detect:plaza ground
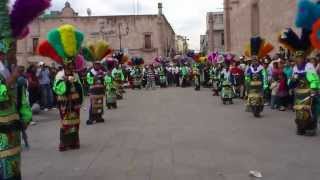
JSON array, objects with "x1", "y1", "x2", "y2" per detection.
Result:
[{"x1": 22, "y1": 88, "x2": 320, "y2": 180}]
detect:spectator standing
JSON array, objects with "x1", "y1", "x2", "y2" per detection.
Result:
[
  {"x1": 36, "y1": 62, "x2": 52, "y2": 111},
  {"x1": 174, "y1": 64, "x2": 180, "y2": 87},
  {"x1": 146, "y1": 66, "x2": 156, "y2": 90},
  {"x1": 26, "y1": 64, "x2": 40, "y2": 106}
]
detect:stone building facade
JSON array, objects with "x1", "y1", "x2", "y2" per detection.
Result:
[
  {"x1": 206, "y1": 12, "x2": 224, "y2": 54},
  {"x1": 175, "y1": 35, "x2": 188, "y2": 55},
  {"x1": 17, "y1": 2, "x2": 176, "y2": 65},
  {"x1": 200, "y1": 35, "x2": 208, "y2": 54},
  {"x1": 224, "y1": 0, "x2": 296, "y2": 55}
]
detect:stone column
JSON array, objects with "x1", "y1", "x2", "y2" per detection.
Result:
[{"x1": 224, "y1": 0, "x2": 231, "y2": 52}]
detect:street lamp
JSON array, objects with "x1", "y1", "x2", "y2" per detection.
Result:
[{"x1": 183, "y1": 36, "x2": 189, "y2": 55}]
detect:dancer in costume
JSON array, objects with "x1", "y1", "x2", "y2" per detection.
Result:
[
  {"x1": 209, "y1": 63, "x2": 220, "y2": 96},
  {"x1": 192, "y1": 64, "x2": 201, "y2": 91},
  {"x1": 158, "y1": 65, "x2": 167, "y2": 88},
  {"x1": 220, "y1": 62, "x2": 233, "y2": 104},
  {"x1": 112, "y1": 63, "x2": 125, "y2": 99},
  {"x1": 0, "y1": 0, "x2": 50, "y2": 178},
  {"x1": 131, "y1": 65, "x2": 143, "y2": 89},
  {"x1": 82, "y1": 40, "x2": 112, "y2": 125},
  {"x1": 279, "y1": 1, "x2": 320, "y2": 135},
  {"x1": 290, "y1": 51, "x2": 320, "y2": 136},
  {"x1": 244, "y1": 36, "x2": 274, "y2": 117},
  {"x1": 104, "y1": 58, "x2": 118, "y2": 109},
  {"x1": 38, "y1": 24, "x2": 84, "y2": 151},
  {"x1": 131, "y1": 57, "x2": 144, "y2": 89},
  {"x1": 180, "y1": 63, "x2": 189, "y2": 88}
]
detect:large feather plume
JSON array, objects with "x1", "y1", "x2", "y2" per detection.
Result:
[
  {"x1": 131, "y1": 57, "x2": 144, "y2": 66},
  {"x1": 295, "y1": 0, "x2": 320, "y2": 30},
  {"x1": 46, "y1": 24, "x2": 84, "y2": 61},
  {"x1": 244, "y1": 36, "x2": 273, "y2": 58},
  {"x1": 310, "y1": 19, "x2": 320, "y2": 49},
  {"x1": 250, "y1": 36, "x2": 263, "y2": 56},
  {"x1": 82, "y1": 47, "x2": 94, "y2": 62},
  {"x1": 37, "y1": 40, "x2": 63, "y2": 64},
  {"x1": 47, "y1": 29, "x2": 66, "y2": 58},
  {"x1": 10, "y1": 0, "x2": 51, "y2": 38},
  {"x1": 82, "y1": 40, "x2": 111, "y2": 62},
  {"x1": 278, "y1": 28, "x2": 312, "y2": 54},
  {"x1": 58, "y1": 24, "x2": 77, "y2": 58}
]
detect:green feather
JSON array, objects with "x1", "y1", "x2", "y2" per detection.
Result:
[
  {"x1": 82, "y1": 47, "x2": 94, "y2": 62},
  {"x1": 47, "y1": 28, "x2": 67, "y2": 59},
  {"x1": 75, "y1": 31, "x2": 84, "y2": 53},
  {"x1": 0, "y1": 0, "x2": 13, "y2": 53}
]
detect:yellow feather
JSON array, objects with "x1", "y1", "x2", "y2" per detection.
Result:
[
  {"x1": 94, "y1": 40, "x2": 109, "y2": 60},
  {"x1": 58, "y1": 24, "x2": 77, "y2": 57},
  {"x1": 85, "y1": 40, "x2": 110, "y2": 61}
]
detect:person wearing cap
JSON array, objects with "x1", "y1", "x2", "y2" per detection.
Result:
[{"x1": 290, "y1": 51, "x2": 320, "y2": 136}]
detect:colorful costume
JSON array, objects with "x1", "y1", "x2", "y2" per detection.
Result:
[
  {"x1": 180, "y1": 65, "x2": 189, "y2": 87},
  {"x1": 104, "y1": 58, "x2": 118, "y2": 109},
  {"x1": 104, "y1": 72, "x2": 117, "y2": 109},
  {"x1": 112, "y1": 67, "x2": 125, "y2": 99},
  {"x1": 131, "y1": 66, "x2": 142, "y2": 89},
  {"x1": 0, "y1": 0, "x2": 50, "y2": 178},
  {"x1": 209, "y1": 65, "x2": 221, "y2": 96},
  {"x1": 192, "y1": 65, "x2": 201, "y2": 91},
  {"x1": 38, "y1": 24, "x2": 85, "y2": 151},
  {"x1": 290, "y1": 53, "x2": 320, "y2": 136},
  {"x1": 159, "y1": 66, "x2": 167, "y2": 88},
  {"x1": 220, "y1": 67, "x2": 233, "y2": 104},
  {"x1": 244, "y1": 36, "x2": 274, "y2": 117},
  {"x1": 86, "y1": 68, "x2": 105, "y2": 124},
  {"x1": 82, "y1": 40, "x2": 112, "y2": 124},
  {"x1": 131, "y1": 57, "x2": 144, "y2": 89}
]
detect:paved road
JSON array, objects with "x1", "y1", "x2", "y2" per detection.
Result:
[{"x1": 22, "y1": 87, "x2": 320, "y2": 180}]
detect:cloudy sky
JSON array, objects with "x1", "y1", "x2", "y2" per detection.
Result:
[{"x1": 51, "y1": 0, "x2": 223, "y2": 50}]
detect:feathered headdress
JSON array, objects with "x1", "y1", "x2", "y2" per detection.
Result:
[
  {"x1": 278, "y1": 28, "x2": 312, "y2": 54},
  {"x1": 102, "y1": 57, "x2": 117, "y2": 71},
  {"x1": 281, "y1": 0, "x2": 320, "y2": 55},
  {"x1": 244, "y1": 36, "x2": 274, "y2": 59},
  {"x1": 113, "y1": 52, "x2": 128, "y2": 64},
  {"x1": 207, "y1": 52, "x2": 218, "y2": 64},
  {"x1": 131, "y1": 57, "x2": 144, "y2": 66},
  {"x1": 82, "y1": 40, "x2": 112, "y2": 62},
  {"x1": 0, "y1": 0, "x2": 51, "y2": 53},
  {"x1": 37, "y1": 24, "x2": 84, "y2": 64}
]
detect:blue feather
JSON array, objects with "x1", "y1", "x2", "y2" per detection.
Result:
[{"x1": 295, "y1": 0, "x2": 320, "y2": 30}]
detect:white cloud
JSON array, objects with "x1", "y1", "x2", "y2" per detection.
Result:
[{"x1": 50, "y1": 0, "x2": 223, "y2": 50}]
